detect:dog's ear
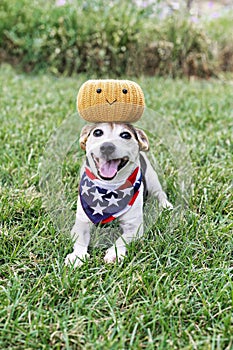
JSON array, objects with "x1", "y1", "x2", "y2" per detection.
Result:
[
  {"x1": 79, "y1": 124, "x2": 94, "y2": 150},
  {"x1": 133, "y1": 127, "x2": 150, "y2": 152}
]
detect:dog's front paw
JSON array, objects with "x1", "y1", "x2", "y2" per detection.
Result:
[
  {"x1": 159, "y1": 199, "x2": 173, "y2": 210},
  {"x1": 65, "y1": 251, "x2": 89, "y2": 268},
  {"x1": 104, "y1": 246, "x2": 126, "y2": 264}
]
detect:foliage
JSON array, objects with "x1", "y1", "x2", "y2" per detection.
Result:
[
  {"x1": 0, "y1": 65, "x2": 233, "y2": 348},
  {"x1": 142, "y1": 16, "x2": 215, "y2": 77},
  {"x1": 0, "y1": 0, "x2": 148, "y2": 76},
  {"x1": 205, "y1": 12, "x2": 233, "y2": 72},
  {"x1": 1, "y1": 0, "x2": 231, "y2": 77}
]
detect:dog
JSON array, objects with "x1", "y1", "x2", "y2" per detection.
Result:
[{"x1": 65, "y1": 122, "x2": 173, "y2": 267}]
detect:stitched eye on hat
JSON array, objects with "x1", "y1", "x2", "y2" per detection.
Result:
[
  {"x1": 96, "y1": 88, "x2": 102, "y2": 94},
  {"x1": 120, "y1": 131, "x2": 132, "y2": 139},
  {"x1": 93, "y1": 129, "x2": 104, "y2": 137},
  {"x1": 122, "y1": 89, "x2": 128, "y2": 94}
]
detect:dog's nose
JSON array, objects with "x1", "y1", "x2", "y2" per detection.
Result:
[{"x1": 100, "y1": 142, "x2": 116, "y2": 155}]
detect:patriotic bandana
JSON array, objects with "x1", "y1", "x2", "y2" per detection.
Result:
[{"x1": 79, "y1": 166, "x2": 142, "y2": 224}]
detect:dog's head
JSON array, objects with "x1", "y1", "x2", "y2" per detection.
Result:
[{"x1": 80, "y1": 123, "x2": 149, "y2": 183}]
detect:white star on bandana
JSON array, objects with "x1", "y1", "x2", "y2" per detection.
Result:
[
  {"x1": 92, "y1": 202, "x2": 104, "y2": 215},
  {"x1": 91, "y1": 188, "x2": 104, "y2": 203},
  {"x1": 81, "y1": 181, "x2": 89, "y2": 195},
  {"x1": 106, "y1": 194, "x2": 120, "y2": 207},
  {"x1": 120, "y1": 187, "x2": 132, "y2": 197}
]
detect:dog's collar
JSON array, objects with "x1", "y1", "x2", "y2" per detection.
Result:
[{"x1": 79, "y1": 167, "x2": 142, "y2": 224}]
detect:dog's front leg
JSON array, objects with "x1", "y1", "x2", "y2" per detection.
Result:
[
  {"x1": 141, "y1": 153, "x2": 173, "y2": 209},
  {"x1": 104, "y1": 193, "x2": 144, "y2": 263},
  {"x1": 65, "y1": 197, "x2": 92, "y2": 267}
]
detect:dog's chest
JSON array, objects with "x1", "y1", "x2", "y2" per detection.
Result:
[{"x1": 79, "y1": 167, "x2": 142, "y2": 224}]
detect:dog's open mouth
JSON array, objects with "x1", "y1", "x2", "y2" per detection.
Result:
[{"x1": 92, "y1": 154, "x2": 129, "y2": 180}]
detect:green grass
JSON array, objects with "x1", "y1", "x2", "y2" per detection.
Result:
[{"x1": 0, "y1": 64, "x2": 233, "y2": 349}]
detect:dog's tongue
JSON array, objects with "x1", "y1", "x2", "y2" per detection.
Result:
[{"x1": 100, "y1": 159, "x2": 121, "y2": 178}]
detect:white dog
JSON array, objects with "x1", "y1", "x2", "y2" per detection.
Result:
[{"x1": 65, "y1": 123, "x2": 172, "y2": 267}]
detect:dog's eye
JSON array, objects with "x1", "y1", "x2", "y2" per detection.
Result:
[
  {"x1": 122, "y1": 89, "x2": 128, "y2": 94},
  {"x1": 120, "y1": 132, "x2": 132, "y2": 139},
  {"x1": 93, "y1": 129, "x2": 103, "y2": 137},
  {"x1": 96, "y1": 88, "x2": 102, "y2": 94}
]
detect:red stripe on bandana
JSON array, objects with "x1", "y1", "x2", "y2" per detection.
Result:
[
  {"x1": 127, "y1": 167, "x2": 139, "y2": 185},
  {"x1": 128, "y1": 190, "x2": 140, "y2": 206},
  {"x1": 101, "y1": 216, "x2": 115, "y2": 224},
  {"x1": 118, "y1": 167, "x2": 139, "y2": 190},
  {"x1": 85, "y1": 167, "x2": 97, "y2": 180}
]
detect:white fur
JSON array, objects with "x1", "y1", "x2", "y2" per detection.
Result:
[{"x1": 65, "y1": 123, "x2": 172, "y2": 267}]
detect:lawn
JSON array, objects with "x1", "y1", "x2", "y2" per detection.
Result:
[{"x1": 0, "y1": 64, "x2": 232, "y2": 349}]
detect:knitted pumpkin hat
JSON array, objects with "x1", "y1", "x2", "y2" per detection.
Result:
[{"x1": 77, "y1": 79, "x2": 145, "y2": 123}]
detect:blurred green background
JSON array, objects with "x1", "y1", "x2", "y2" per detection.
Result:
[
  {"x1": 1, "y1": 2, "x2": 233, "y2": 349},
  {"x1": 1, "y1": 0, "x2": 232, "y2": 78}
]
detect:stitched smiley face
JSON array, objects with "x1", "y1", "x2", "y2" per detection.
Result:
[{"x1": 77, "y1": 79, "x2": 145, "y2": 123}]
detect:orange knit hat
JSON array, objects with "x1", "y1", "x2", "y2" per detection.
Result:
[{"x1": 77, "y1": 79, "x2": 145, "y2": 123}]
